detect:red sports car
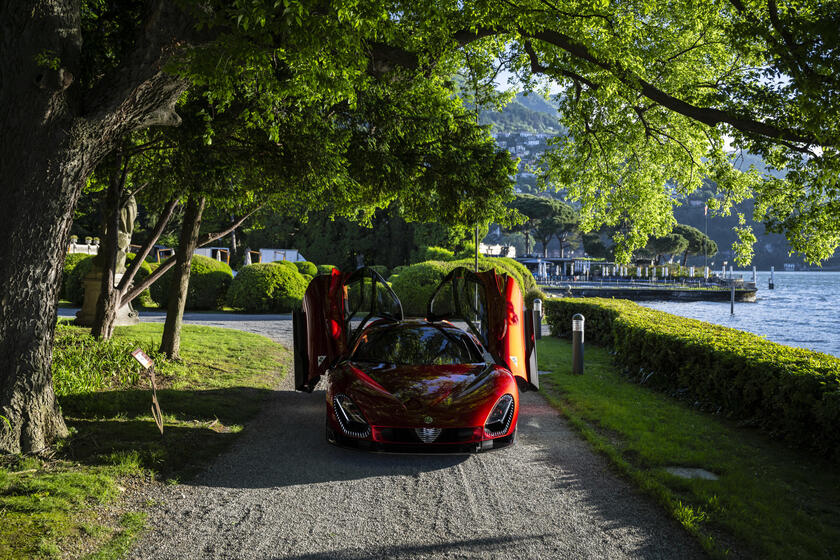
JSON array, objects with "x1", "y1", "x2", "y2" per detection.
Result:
[{"x1": 293, "y1": 266, "x2": 539, "y2": 452}]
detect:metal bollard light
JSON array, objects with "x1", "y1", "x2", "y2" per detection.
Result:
[
  {"x1": 572, "y1": 313, "x2": 585, "y2": 375},
  {"x1": 533, "y1": 299, "x2": 543, "y2": 340}
]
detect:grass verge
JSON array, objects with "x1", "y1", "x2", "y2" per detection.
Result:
[
  {"x1": 537, "y1": 336, "x2": 840, "y2": 559},
  {"x1": 0, "y1": 323, "x2": 288, "y2": 560}
]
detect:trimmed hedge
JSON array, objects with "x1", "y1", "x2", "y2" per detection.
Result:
[
  {"x1": 388, "y1": 258, "x2": 539, "y2": 318},
  {"x1": 544, "y1": 298, "x2": 840, "y2": 459},
  {"x1": 293, "y1": 261, "x2": 318, "y2": 276},
  {"x1": 316, "y1": 264, "x2": 337, "y2": 275},
  {"x1": 150, "y1": 254, "x2": 233, "y2": 310},
  {"x1": 225, "y1": 262, "x2": 307, "y2": 313},
  {"x1": 417, "y1": 246, "x2": 454, "y2": 261},
  {"x1": 388, "y1": 261, "x2": 448, "y2": 317}
]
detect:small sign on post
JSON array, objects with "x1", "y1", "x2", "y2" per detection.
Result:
[{"x1": 131, "y1": 348, "x2": 163, "y2": 435}]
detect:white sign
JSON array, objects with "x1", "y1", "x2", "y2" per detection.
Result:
[{"x1": 131, "y1": 348, "x2": 154, "y2": 369}]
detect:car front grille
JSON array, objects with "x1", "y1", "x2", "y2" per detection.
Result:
[{"x1": 375, "y1": 427, "x2": 480, "y2": 444}]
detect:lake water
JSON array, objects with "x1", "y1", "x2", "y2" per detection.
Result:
[{"x1": 639, "y1": 271, "x2": 840, "y2": 357}]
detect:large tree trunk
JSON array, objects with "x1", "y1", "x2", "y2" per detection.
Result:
[
  {"x1": 0, "y1": 140, "x2": 88, "y2": 453},
  {"x1": 0, "y1": 2, "x2": 191, "y2": 454},
  {"x1": 160, "y1": 196, "x2": 206, "y2": 360}
]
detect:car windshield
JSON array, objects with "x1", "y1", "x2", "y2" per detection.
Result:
[{"x1": 352, "y1": 323, "x2": 483, "y2": 366}]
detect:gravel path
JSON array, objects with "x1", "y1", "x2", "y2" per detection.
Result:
[{"x1": 60, "y1": 310, "x2": 704, "y2": 559}]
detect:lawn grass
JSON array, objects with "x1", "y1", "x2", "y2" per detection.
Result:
[
  {"x1": 0, "y1": 323, "x2": 288, "y2": 560},
  {"x1": 538, "y1": 336, "x2": 840, "y2": 559}
]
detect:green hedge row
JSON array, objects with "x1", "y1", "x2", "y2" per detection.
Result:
[
  {"x1": 544, "y1": 298, "x2": 840, "y2": 459},
  {"x1": 388, "y1": 257, "x2": 538, "y2": 317}
]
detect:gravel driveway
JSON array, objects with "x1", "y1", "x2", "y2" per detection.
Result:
[{"x1": 64, "y1": 310, "x2": 704, "y2": 559}]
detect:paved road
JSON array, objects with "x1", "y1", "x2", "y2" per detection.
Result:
[{"x1": 61, "y1": 310, "x2": 704, "y2": 559}]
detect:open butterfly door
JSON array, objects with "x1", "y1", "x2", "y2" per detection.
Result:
[
  {"x1": 427, "y1": 266, "x2": 538, "y2": 390},
  {"x1": 294, "y1": 267, "x2": 402, "y2": 392}
]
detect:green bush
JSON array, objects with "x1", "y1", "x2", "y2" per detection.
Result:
[
  {"x1": 226, "y1": 263, "x2": 308, "y2": 313},
  {"x1": 293, "y1": 261, "x2": 318, "y2": 276},
  {"x1": 389, "y1": 265, "x2": 406, "y2": 277},
  {"x1": 125, "y1": 254, "x2": 155, "y2": 307},
  {"x1": 416, "y1": 246, "x2": 454, "y2": 262},
  {"x1": 524, "y1": 287, "x2": 548, "y2": 311},
  {"x1": 544, "y1": 298, "x2": 840, "y2": 460},
  {"x1": 316, "y1": 264, "x2": 338, "y2": 275},
  {"x1": 149, "y1": 254, "x2": 233, "y2": 310},
  {"x1": 388, "y1": 261, "x2": 450, "y2": 317},
  {"x1": 62, "y1": 253, "x2": 154, "y2": 307},
  {"x1": 63, "y1": 254, "x2": 94, "y2": 304}
]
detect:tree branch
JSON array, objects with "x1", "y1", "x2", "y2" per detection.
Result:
[
  {"x1": 121, "y1": 204, "x2": 263, "y2": 305},
  {"x1": 117, "y1": 197, "x2": 179, "y2": 299},
  {"x1": 526, "y1": 28, "x2": 820, "y2": 146},
  {"x1": 524, "y1": 41, "x2": 599, "y2": 91}
]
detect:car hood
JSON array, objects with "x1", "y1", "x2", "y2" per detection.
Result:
[{"x1": 348, "y1": 361, "x2": 498, "y2": 411}]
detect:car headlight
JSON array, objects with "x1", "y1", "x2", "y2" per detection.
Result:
[
  {"x1": 484, "y1": 394, "x2": 514, "y2": 437},
  {"x1": 333, "y1": 394, "x2": 371, "y2": 438}
]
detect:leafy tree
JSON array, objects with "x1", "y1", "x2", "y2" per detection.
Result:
[
  {"x1": 646, "y1": 234, "x2": 690, "y2": 265},
  {"x1": 506, "y1": 194, "x2": 558, "y2": 255},
  {"x1": 450, "y1": 2, "x2": 840, "y2": 264},
  {"x1": 532, "y1": 201, "x2": 579, "y2": 258},
  {"x1": 673, "y1": 224, "x2": 718, "y2": 266}
]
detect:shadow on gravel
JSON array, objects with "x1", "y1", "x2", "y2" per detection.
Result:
[
  {"x1": 188, "y1": 387, "x2": 469, "y2": 489},
  {"x1": 59, "y1": 387, "x2": 274, "y2": 479},
  {"x1": 269, "y1": 535, "x2": 546, "y2": 559}
]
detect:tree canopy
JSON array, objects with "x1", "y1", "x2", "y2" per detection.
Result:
[{"x1": 446, "y1": 0, "x2": 840, "y2": 263}]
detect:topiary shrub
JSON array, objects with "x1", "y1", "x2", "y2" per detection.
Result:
[
  {"x1": 63, "y1": 254, "x2": 95, "y2": 304},
  {"x1": 416, "y1": 246, "x2": 454, "y2": 262},
  {"x1": 388, "y1": 261, "x2": 450, "y2": 317},
  {"x1": 226, "y1": 262, "x2": 308, "y2": 313},
  {"x1": 317, "y1": 264, "x2": 337, "y2": 275},
  {"x1": 293, "y1": 261, "x2": 318, "y2": 276},
  {"x1": 389, "y1": 265, "x2": 406, "y2": 278},
  {"x1": 149, "y1": 254, "x2": 233, "y2": 310}
]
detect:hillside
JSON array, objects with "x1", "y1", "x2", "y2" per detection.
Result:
[{"x1": 479, "y1": 92, "x2": 562, "y2": 133}]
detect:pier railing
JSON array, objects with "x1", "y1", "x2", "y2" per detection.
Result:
[{"x1": 537, "y1": 276, "x2": 757, "y2": 291}]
